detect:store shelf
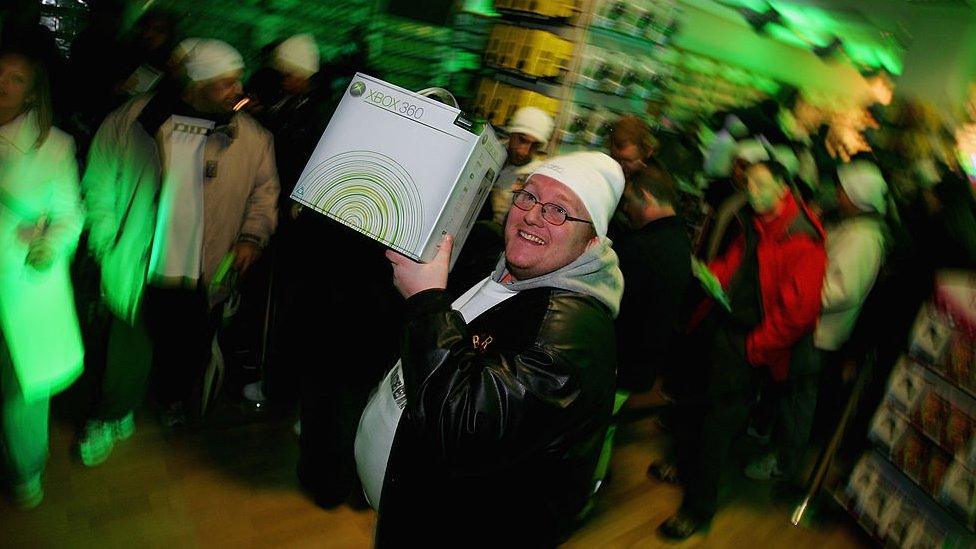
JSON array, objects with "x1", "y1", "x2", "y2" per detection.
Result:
[
  {"x1": 587, "y1": 25, "x2": 668, "y2": 55},
  {"x1": 572, "y1": 86, "x2": 657, "y2": 112},
  {"x1": 842, "y1": 451, "x2": 976, "y2": 547},
  {"x1": 491, "y1": 69, "x2": 565, "y2": 98},
  {"x1": 495, "y1": 9, "x2": 581, "y2": 34},
  {"x1": 879, "y1": 450, "x2": 975, "y2": 537}
]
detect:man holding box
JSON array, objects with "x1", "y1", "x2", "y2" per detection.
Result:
[
  {"x1": 355, "y1": 151, "x2": 625, "y2": 546},
  {"x1": 80, "y1": 39, "x2": 279, "y2": 463}
]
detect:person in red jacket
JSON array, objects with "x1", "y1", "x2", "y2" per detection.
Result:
[{"x1": 658, "y1": 159, "x2": 826, "y2": 541}]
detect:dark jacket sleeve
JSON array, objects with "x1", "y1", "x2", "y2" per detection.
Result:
[{"x1": 398, "y1": 288, "x2": 614, "y2": 475}]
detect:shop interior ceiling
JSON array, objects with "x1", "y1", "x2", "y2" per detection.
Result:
[{"x1": 707, "y1": 0, "x2": 975, "y2": 75}]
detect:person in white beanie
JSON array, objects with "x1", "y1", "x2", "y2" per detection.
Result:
[
  {"x1": 238, "y1": 34, "x2": 330, "y2": 414},
  {"x1": 815, "y1": 160, "x2": 889, "y2": 361},
  {"x1": 272, "y1": 33, "x2": 319, "y2": 91},
  {"x1": 488, "y1": 106, "x2": 555, "y2": 225},
  {"x1": 355, "y1": 151, "x2": 624, "y2": 546},
  {"x1": 79, "y1": 38, "x2": 279, "y2": 462}
]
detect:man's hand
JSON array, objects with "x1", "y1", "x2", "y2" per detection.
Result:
[
  {"x1": 26, "y1": 241, "x2": 55, "y2": 272},
  {"x1": 386, "y1": 234, "x2": 452, "y2": 299},
  {"x1": 233, "y1": 241, "x2": 262, "y2": 274}
]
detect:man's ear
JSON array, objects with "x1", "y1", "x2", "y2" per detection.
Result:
[{"x1": 641, "y1": 188, "x2": 657, "y2": 207}]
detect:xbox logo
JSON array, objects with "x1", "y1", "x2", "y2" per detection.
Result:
[{"x1": 350, "y1": 81, "x2": 366, "y2": 97}]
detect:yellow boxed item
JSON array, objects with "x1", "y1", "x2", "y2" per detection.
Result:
[
  {"x1": 503, "y1": 87, "x2": 560, "y2": 123},
  {"x1": 485, "y1": 82, "x2": 514, "y2": 126},
  {"x1": 485, "y1": 24, "x2": 516, "y2": 67},
  {"x1": 474, "y1": 78, "x2": 498, "y2": 113},
  {"x1": 496, "y1": 26, "x2": 521, "y2": 69},
  {"x1": 506, "y1": 0, "x2": 577, "y2": 18},
  {"x1": 515, "y1": 29, "x2": 573, "y2": 78}
]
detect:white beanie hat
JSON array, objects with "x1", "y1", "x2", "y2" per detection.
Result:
[
  {"x1": 273, "y1": 33, "x2": 320, "y2": 78},
  {"x1": 528, "y1": 151, "x2": 624, "y2": 237},
  {"x1": 184, "y1": 39, "x2": 244, "y2": 82},
  {"x1": 172, "y1": 37, "x2": 202, "y2": 65},
  {"x1": 507, "y1": 106, "x2": 555, "y2": 147},
  {"x1": 838, "y1": 160, "x2": 888, "y2": 215},
  {"x1": 734, "y1": 138, "x2": 770, "y2": 165}
]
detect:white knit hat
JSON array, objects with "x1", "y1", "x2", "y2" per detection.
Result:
[
  {"x1": 734, "y1": 138, "x2": 770, "y2": 165},
  {"x1": 184, "y1": 39, "x2": 244, "y2": 82},
  {"x1": 528, "y1": 151, "x2": 624, "y2": 237},
  {"x1": 507, "y1": 106, "x2": 555, "y2": 147},
  {"x1": 172, "y1": 37, "x2": 202, "y2": 65},
  {"x1": 838, "y1": 160, "x2": 888, "y2": 215},
  {"x1": 273, "y1": 33, "x2": 320, "y2": 78}
]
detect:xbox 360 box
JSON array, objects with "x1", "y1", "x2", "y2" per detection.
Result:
[{"x1": 291, "y1": 73, "x2": 507, "y2": 265}]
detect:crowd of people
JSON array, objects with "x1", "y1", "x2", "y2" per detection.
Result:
[{"x1": 2, "y1": 4, "x2": 976, "y2": 547}]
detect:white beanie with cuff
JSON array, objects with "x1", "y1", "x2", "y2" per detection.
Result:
[
  {"x1": 507, "y1": 106, "x2": 555, "y2": 147},
  {"x1": 273, "y1": 33, "x2": 320, "y2": 78},
  {"x1": 184, "y1": 39, "x2": 244, "y2": 82},
  {"x1": 838, "y1": 160, "x2": 888, "y2": 215},
  {"x1": 528, "y1": 151, "x2": 624, "y2": 238}
]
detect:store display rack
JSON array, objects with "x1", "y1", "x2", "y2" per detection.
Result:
[{"x1": 843, "y1": 271, "x2": 976, "y2": 548}]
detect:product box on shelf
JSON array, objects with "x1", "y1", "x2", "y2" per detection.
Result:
[
  {"x1": 292, "y1": 73, "x2": 507, "y2": 265},
  {"x1": 513, "y1": 28, "x2": 573, "y2": 79},
  {"x1": 883, "y1": 357, "x2": 976, "y2": 468},
  {"x1": 870, "y1": 404, "x2": 910, "y2": 454},
  {"x1": 941, "y1": 460, "x2": 976, "y2": 528},
  {"x1": 888, "y1": 357, "x2": 927, "y2": 413},
  {"x1": 910, "y1": 301, "x2": 957, "y2": 366}
]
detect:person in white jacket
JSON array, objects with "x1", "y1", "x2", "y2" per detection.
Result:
[
  {"x1": 0, "y1": 47, "x2": 85, "y2": 509},
  {"x1": 815, "y1": 160, "x2": 889, "y2": 353},
  {"x1": 488, "y1": 107, "x2": 554, "y2": 225}
]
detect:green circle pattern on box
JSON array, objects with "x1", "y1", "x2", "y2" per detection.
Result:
[{"x1": 296, "y1": 150, "x2": 424, "y2": 252}]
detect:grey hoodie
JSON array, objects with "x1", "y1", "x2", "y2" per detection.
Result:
[{"x1": 490, "y1": 236, "x2": 624, "y2": 318}]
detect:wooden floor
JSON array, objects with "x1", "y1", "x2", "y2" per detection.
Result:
[{"x1": 0, "y1": 393, "x2": 872, "y2": 548}]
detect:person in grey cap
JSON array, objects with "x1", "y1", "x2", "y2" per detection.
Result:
[
  {"x1": 356, "y1": 151, "x2": 624, "y2": 546},
  {"x1": 79, "y1": 38, "x2": 279, "y2": 464}
]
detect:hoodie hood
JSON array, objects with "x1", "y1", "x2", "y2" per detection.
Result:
[{"x1": 491, "y1": 237, "x2": 624, "y2": 317}]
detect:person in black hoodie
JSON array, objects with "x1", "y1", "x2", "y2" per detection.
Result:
[{"x1": 614, "y1": 164, "x2": 692, "y2": 394}]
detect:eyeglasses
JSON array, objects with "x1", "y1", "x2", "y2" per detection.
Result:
[{"x1": 511, "y1": 190, "x2": 592, "y2": 226}]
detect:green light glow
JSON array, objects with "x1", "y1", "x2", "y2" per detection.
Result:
[
  {"x1": 765, "y1": 23, "x2": 812, "y2": 49},
  {"x1": 462, "y1": 0, "x2": 498, "y2": 17},
  {"x1": 721, "y1": 0, "x2": 773, "y2": 12}
]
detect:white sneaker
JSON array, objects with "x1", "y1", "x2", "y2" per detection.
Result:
[
  {"x1": 10, "y1": 474, "x2": 43, "y2": 509},
  {"x1": 744, "y1": 453, "x2": 786, "y2": 481},
  {"x1": 114, "y1": 412, "x2": 135, "y2": 440},
  {"x1": 79, "y1": 412, "x2": 136, "y2": 467},
  {"x1": 243, "y1": 381, "x2": 267, "y2": 403},
  {"x1": 746, "y1": 425, "x2": 772, "y2": 445},
  {"x1": 78, "y1": 421, "x2": 116, "y2": 467}
]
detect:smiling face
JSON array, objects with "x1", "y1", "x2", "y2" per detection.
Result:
[{"x1": 504, "y1": 174, "x2": 596, "y2": 281}]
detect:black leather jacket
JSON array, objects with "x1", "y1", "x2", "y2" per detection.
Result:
[{"x1": 375, "y1": 286, "x2": 617, "y2": 547}]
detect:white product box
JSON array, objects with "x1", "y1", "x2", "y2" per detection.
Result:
[{"x1": 291, "y1": 73, "x2": 507, "y2": 264}]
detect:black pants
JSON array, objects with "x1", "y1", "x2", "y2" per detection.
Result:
[
  {"x1": 91, "y1": 313, "x2": 153, "y2": 421},
  {"x1": 675, "y1": 328, "x2": 820, "y2": 522},
  {"x1": 144, "y1": 286, "x2": 216, "y2": 408},
  {"x1": 676, "y1": 388, "x2": 754, "y2": 521}
]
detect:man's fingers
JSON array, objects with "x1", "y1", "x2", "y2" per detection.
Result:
[
  {"x1": 385, "y1": 249, "x2": 405, "y2": 264},
  {"x1": 435, "y1": 234, "x2": 453, "y2": 264}
]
